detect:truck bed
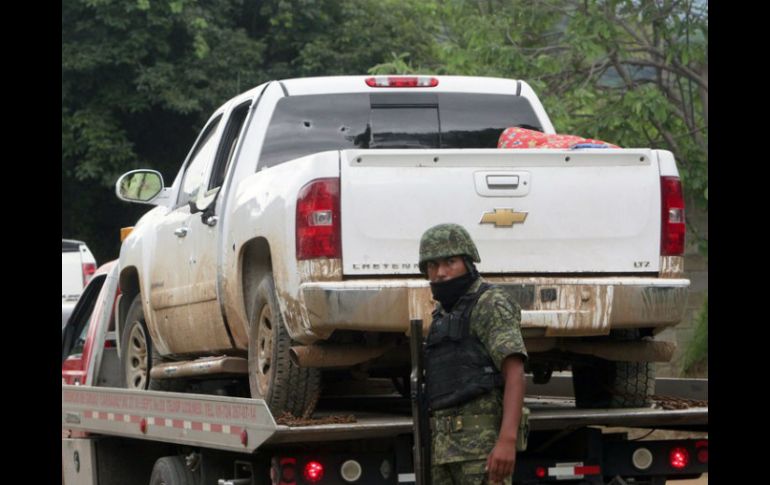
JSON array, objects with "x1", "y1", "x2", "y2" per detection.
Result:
[
  {"x1": 63, "y1": 376, "x2": 707, "y2": 452},
  {"x1": 266, "y1": 396, "x2": 707, "y2": 445}
]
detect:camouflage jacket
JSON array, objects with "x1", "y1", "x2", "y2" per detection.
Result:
[{"x1": 430, "y1": 277, "x2": 527, "y2": 465}]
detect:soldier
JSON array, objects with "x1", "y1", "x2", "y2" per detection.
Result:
[{"x1": 419, "y1": 223, "x2": 528, "y2": 485}]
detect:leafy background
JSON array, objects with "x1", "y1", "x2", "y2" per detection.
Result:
[{"x1": 63, "y1": 0, "x2": 707, "y2": 373}]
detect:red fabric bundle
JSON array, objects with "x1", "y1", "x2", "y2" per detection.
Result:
[{"x1": 498, "y1": 127, "x2": 619, "y2": 149}]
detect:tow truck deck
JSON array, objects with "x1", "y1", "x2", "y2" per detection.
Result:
[{"x1": 63, "y1": 378, "x2": 707, "y2": 484}]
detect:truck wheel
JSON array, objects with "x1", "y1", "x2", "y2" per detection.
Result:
[
  {"x1": 248, "y1": 273, "x2": 320, "y2": 417},
  {"x1": 121, "y1": 294, "x2": 183, "y2": 392},
  {"x1": 572, "y1": 358, "x2": 655, "y2": 409},
  {"x1": 149, "y1": 456, "x2": 196, "y2": 485}
]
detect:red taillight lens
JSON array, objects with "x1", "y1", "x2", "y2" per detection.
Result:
[
  {"x1": 535, "y1": 467, "x2": 547, "y2": 478},
  {"x1": 669, "y1": 447, "x2": 690, "y2": 469},
  {"x1": 696, "y1": 440, "x2": 708, "y2": 464},
  {"x1": 82, "y1": 262, "x2": 97, "y2": 286},
  {"x1": 661, "y1": 176, "x2": 685, "y2": 256},
  {"x1": 296, "y1": 178, "x2": 341, "y2": 260},
  {"x1": 365, "y1": 76, "x2": 439, "y2": 88},
  {"x1": 303, "y1": 461, "x2": 324, "y2": 483},
  {"x1": 272, "y1": 457, "x2": 296, "y2": 485}
]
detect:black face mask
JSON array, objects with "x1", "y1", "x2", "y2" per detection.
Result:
[{"x1": 430, "y1": 263, "x2": 480, "y2": 311}]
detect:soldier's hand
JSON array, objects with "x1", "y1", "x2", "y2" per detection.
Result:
[{"x1": 486, "y1": 437, "x2": 517, "y2": 483}]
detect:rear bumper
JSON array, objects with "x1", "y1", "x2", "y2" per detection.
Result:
[{"x1": 299, "y1": 277, "x2": 689, "y2": 338}]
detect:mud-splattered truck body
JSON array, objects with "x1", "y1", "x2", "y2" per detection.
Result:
[{"x1": 115, "y1": 75, "x2": 689, "y2": 415}]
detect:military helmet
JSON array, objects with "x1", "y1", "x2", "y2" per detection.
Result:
[{"x1": 418, "y1": 223, "x2": 481, "y2": 273}]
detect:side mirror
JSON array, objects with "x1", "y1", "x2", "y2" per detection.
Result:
[{"x1": 116, "y1": 170, "x2": 164, "y2": 204}]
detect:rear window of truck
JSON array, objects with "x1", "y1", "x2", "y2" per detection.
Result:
[{"x1": 258, "y1": 92, "x2": 543, "y2": 169}]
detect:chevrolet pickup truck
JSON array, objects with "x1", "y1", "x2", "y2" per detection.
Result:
[{"x1": 115, "y1": 75, "x2": 689, "y2": 417}]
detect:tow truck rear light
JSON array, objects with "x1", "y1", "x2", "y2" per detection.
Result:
[
  {"x1": 632, "y1": 447, "x2": 654, "y2": 470},
  {"x1": 82, "y1": 262, "x2": 96, "y2": 286},
  {"x1": 669, "y1": 447, "x2": 689, "y2": 469},
  {"x1": 296, "y1": 178, "x2": 341, "y2": 260},
  {"x1": 340, "y1": 459, "x2": 362, "y2": 482},
  {"x1": 271, "y1": 457, "x2": 297, "y2": 485},
  {"x1": 661, "y1": 176, "x2": 685, "y2": 255},
  {"x1": 365, "y1": 76, "x2": 439, "y2": 88},
  {"x1": 303, "y1": 461, "x2": 324, "y2": 483},
  {"x1": 696, "y1": 440, "x2": 708, "y2": 464}
]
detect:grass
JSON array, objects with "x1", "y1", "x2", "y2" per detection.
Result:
[{"x1": 683, "y1": 296, "x2": 708, "y2": 377}]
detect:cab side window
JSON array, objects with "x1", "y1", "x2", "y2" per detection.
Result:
[
  {"x1": 177, "y1": 115, "x2": 222, "y2": 207},
  {"x1": 209, "y1": 101, "x2": 251, "y2": 191}
]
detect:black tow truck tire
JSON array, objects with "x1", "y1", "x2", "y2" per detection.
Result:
[
  {"x1": 248, "y1": 273, "x2": 321, "y2": 417},
  {"x1": 149, "y1": 456, "x2": 197, "y2": 485}
]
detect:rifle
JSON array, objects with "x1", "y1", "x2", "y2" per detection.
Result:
[{"x1": 410, "y1": 319, "x2": 431, "y2": 485}]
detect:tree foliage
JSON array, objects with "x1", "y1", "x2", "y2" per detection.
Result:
[
  {"x1": 411, "y1": 0, "x2": 708, "y2": 250},
  {"x1": 63, "y1": 0, "x2": 707, "y2": 262}
]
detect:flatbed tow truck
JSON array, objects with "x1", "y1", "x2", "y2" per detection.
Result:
[{"x1": 62, "y1": 263, "x2": 707, "y2": 485}]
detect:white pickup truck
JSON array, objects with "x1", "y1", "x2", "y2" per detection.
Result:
[
  {"x1": 115, "y1": 75, "x2": 689, "y2": 416},
  {"x1": 62, "y1": 239, "x2": 97, "y2": 329}
]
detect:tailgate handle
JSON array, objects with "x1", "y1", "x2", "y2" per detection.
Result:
[{"x1": 486, "y1": 175, "x2": 520, "y2": 189}]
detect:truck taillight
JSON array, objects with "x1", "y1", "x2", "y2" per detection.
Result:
[
  {"x1": 661, "y1": 176, "x2": 685, "y2": 256},
  {"x1": 669, "y1": 447, "x2": 689, "y2": 469},
  {"x1": 696, "y1": 440, "x2": 708, "y2": 464},
  {"x1": 365, "y1": 76, "x2": 438, "y2": 88},
  {"x1": 303, "y1": 461, "x2": 324, "y2": 483},
  {"x1": 271, "y1": 457, "x2": 297, "y2": 485},
  {"x1": 296, "y1": 178, "x2": 341, "y2": 260},
  {"x1": 82, "y1": 262, "x2": 96, "y2": 286}
]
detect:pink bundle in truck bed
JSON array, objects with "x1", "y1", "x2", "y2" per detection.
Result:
[{"x1": 498, "y1": 126, "x2": 619, "y2": 149}]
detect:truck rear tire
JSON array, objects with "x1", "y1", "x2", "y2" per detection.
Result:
[
  {"x1": 121, "y1": 294, "x2": 183, "y2": 392},
  {"x1": 149, "y1": 456, "x2": 197, "y2": 485},
  {"x1": 248, "y1": 273, "x2": 320, "y2": 417},
  {"x1": 572, "y1": 358, "x2": 655, "y2": 409}
]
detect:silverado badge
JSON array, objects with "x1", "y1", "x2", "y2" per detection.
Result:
[{"x1": 480, "y1": 209, "x2": 528, "y2": 228}]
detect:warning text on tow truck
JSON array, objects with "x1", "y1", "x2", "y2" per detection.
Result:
[{"x1": 62, "y1": 388, "x2": 259, "y2": 422}]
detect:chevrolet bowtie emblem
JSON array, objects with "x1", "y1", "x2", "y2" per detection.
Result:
[{"x1": 480, "y1": 209, "x2": 528, "y2": 227}]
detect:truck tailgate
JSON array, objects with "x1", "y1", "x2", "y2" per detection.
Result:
[{"x1": 340, "y1": 148, "x2": 661, "y2": 275}]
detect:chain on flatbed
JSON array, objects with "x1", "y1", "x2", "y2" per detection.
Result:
[
  {"x1": 275, "y1": 412, "x2": 357, "y2": 426},
  {"x1": 652, "y1": 395, "x2": 708, "y2": 410}
]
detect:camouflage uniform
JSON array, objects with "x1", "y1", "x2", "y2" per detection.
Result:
[{"x1": 420, "y1": 224, "x2": 528, "y2": 485}]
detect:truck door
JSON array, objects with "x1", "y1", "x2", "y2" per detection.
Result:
[
  {"x1": 186, "y1": 99, "x2": 254, "y2": 351},
  {"x1": 149, "y1": 114, "x2": 230, "y2": 355},
  {"x1": 62, "y1": 273, "x2": 107, "y2": 385}
]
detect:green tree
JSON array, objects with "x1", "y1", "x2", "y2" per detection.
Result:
[{"x1": 62, "y1": 0, "x2": 443, "y2": 261}]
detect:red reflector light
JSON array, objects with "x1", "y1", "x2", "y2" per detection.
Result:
[
  {"x1": 575, "y1": 465, "x2": 601, "y2": 475},
  {"x1": 661, "y1": 176, "x2": 685, "y2": 256},
  {"x1": 696, "y1": 440, "x2": 708, "y2": 463},
  {"x1": 697, "y1": 449, "x2": 708, "y2": 464},
  {"x1": 272, "y1": 457, "x2": 296, "y2": 484},
  {"x1": 670, "y1": 447, "x2": 690, "y2": 469},
  {"x1": 303, "y1": 461, "x2": 324, "y2": 483},
  {"x1": 365, "y1": 76, "x2": 439, "y2": 88},
  {"x1": 82, "y1": 262, "x2": 97, "y2": 286},
  {"x1": 296, "y1": 178, "x2": 341, "y2": 260},
  {"x1": 535, "y1": 467, "x2": 546, "y2": 478}
]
